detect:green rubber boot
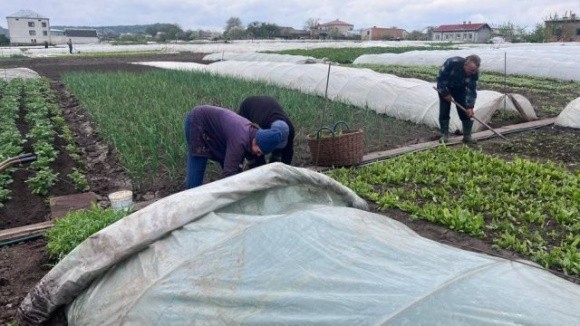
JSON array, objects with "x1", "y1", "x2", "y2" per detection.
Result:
[
  {"x1": 462, "y1": 120, "x2": 477, "y2": 145},
  {"x1": 439, "y1": 119, "x2": 450, "y2": 143}
]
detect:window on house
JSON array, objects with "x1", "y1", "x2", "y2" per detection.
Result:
[
  {"x1": 456, "y1": 33, "x2": 461, "y2": 39},
  {"x1": 43, "y1": 31, "x2": 48, "y2": 36},
  {"x1": 31, "y1": 39, "x2": 37, "y2": 44},
  {"x1": 42, "y1": 22, "x2": 47, "y2": 27},
  {"x1": 468, "y1": 34, "x2": 473, "y2": 39},
  {"x1": 29, "y1": 30, "x2": 36, "y2": 36},
  {"x1": 28, "y1": 22, "x2": 35, "y2": 27},
  {"x1": 576, "y1": 28, "x2": 580, "y2": 35}
]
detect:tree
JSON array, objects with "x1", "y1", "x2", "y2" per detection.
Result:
[
  {"x1": 144, "y1": 23, "x2": 184, "y2": 41},
  {"x1": 304, "y1": 18, "x2": 319, "y2": 31},
  {"x1": 0, "y1": 34, "x2": 9, "y2": 46},
  {"x1": 407, "y1": 30, "x2": 425, "y2": 41},
  {"x1": 226, "y1": 26, "x2": 247, "y2": 40},
  {"x1": 496, "y1": 21, "x2": 527, "y2": 42},
  {"x1": 225, "y1": 17, "x2": 243, "y2": 35},
  {"x1": 524, "y1": 23, "x2": 545, "y2": 43},
  {"x1": 246, "y1": 21, "x2": 281, "y2": 39}
]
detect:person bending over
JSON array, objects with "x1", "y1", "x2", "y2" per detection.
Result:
[
  {"x1": 184, "y1": 105, "x2": 288, "y2": 189},
  {"x1": 238, "y1": 96, "x2": 294, "y2": 168}
]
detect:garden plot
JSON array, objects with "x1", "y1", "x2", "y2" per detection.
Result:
[
  {"x1": 1, "y1": 52, "x2": 579, "y2": 324},
  {"x1": 353, "y1": 44, "x2": 580, "y2": 81},
  {"x1": 18, "y1": 164, "x2": 580, "y2": 325},
  {"x1": 136, "y1": 60, "x2": 537, "y2": 133}
]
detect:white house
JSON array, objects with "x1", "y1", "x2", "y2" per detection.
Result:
[
  {"x1": 53, "y1": 29, "x2": 99, "y2": 45},
  {"x1": 432, "y1": 22, "x2": 492, "y2": 43},
  {"x1": 312, "y1": 19, "x2": 354, "y2": 38},
  {"x1": 6, "y1": 9, "x2": 51, "y2": 45}
]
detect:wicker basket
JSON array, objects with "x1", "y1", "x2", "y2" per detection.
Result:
[{"x1": 307, "y1": 121, "x2": 364, "y2": 167}]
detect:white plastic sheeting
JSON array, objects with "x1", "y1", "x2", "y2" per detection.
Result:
[
  {"x1": 17, "y1": 163, "x2": 367, "y2": 324},
  {"x1": 353, "y1": 45, "x2": 580, "y2": 81},
  {"x1": 136, "y1": 60, "x2": 536, "y2": 133},
  {"x1": 0, "y1": 68, "x2": 40, "y2": 80},
  {"x1": 203, "y1": 51, "x2": 325, "y2": 64},
  {"x1": 555, "y1": 97, "x2": 580, "y2": 128},
  {"x1": 18, "y1": 163, "x2": 580, "y2": 324}
]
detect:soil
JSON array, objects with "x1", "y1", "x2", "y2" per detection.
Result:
[{"x1": 1, "y1": 52, "x2": 579, "y2": 324}]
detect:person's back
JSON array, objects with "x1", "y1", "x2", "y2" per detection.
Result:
[
  {"x1": 239, "y1": 96, "x2": 293, "y2": 130},
  {"x1": 238, "y1": 96, "x2": 295, "y2": 165}
]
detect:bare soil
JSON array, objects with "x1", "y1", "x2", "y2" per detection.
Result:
[{"x1": 1, "y1": 52, "x2": 579, "y2": 324}]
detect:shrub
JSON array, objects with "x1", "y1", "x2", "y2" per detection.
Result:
[{"x1": 46, "y1": 204, "x2": 129, "y2": 261}]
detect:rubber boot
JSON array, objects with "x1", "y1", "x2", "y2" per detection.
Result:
[
  {"x1": 439, "y1": 119, "x2": 450, "y2": 143},
  {"x1": 462, "y1": 120, "x2": 477, "y2": 145}
]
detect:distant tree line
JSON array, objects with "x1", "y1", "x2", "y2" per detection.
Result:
[{"x1": 50, "y1": 16, "x2": 552, "y2": 44}]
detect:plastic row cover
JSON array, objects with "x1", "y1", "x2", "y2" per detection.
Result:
[
  {"x1": 353, "y1": 45, "x2": 580, "y2": 82},
  {"x1": 137, "y1": 60, "x2": 536, "y2": 132},
  {"x1": 18, "y1": 163, "x2": 580, "y2": 324}
]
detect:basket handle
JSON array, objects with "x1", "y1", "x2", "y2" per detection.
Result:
[
  {"x1": 315, "y1": 127, "x2": 335, "y2": 139},
  {"x1": 333, "y1": 121, "x2": 351, "y2": 132}
]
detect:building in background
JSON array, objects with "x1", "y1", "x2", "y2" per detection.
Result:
[
  {"x1": 544, "y1": 12, "x2": 579, "y2": 42},
  {"x1": 432, "y1": 22, "x2": 492, "y2": 43},
  {"x1": 311, "y1": 19, "x2": 354, "y2": 39},
  {"x1": 361, "y1": 26, "x2": 407, "y2": 41},
  {"x1": 53, "y1": 28, "x2": 99, "y2": 44},
  {"x1": 6, "y1": 9, "x2": 51, "y2": 45}
]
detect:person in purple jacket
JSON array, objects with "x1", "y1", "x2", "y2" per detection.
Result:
[{"x1": 184, "y1": 105, "x2": 289, "y2": 189}]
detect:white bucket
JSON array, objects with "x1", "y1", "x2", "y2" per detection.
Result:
[{"x1": 108, "y1": 190, "x2": 134, "y2": 211}]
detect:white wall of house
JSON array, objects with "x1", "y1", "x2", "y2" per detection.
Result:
[
  {"x1": 6, "y1": 16, "x2": 51, "y2": 45},
  {"x1": 432, "y1": 29, "x2": 492, "y2": 43},
  {"x1": 52, "y1": 36, "x2": 99, "y2": 45}
]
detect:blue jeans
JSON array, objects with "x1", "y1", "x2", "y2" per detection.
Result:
[{"x1": 184, "y1": 113, "x2": 207, "y2": 189}]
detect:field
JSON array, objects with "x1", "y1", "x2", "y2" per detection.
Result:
[{"x1": 0, "y1": 51, "x2": 579, "y2": 324}]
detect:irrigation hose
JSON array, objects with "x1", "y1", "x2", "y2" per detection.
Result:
[{"x1": 0, "y1": 233, "x2": 45, "y2": 248}]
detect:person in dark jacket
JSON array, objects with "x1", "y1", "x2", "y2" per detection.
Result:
[
  {"x1": 67, "y1": 39, "x2": 73, "y2": 54},
  {"x1": 184, "y1": 105, "x2": 289, "y2": 189},
  {"x1": 238, "y1": 96, "x2": 295, "y2": 168},
  {"x1": 436, "y1": 54, "x2": 481, "y2": 144}
]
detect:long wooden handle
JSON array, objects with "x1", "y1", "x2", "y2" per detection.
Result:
[{"x1": 433, "y1": 87, "x2": 509, "y2": 141}]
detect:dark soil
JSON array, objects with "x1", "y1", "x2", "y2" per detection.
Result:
[{"x1": 1, "y1": 52, "x2": 579, "y2": 324}]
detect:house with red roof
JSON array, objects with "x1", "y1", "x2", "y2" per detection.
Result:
[
  {"x1": 432, "y1": 22, "x2": 492, "y2": 43},
  {"x1": 361, "y1": 26, "x2": 407, "y2": 41},
  {"x1": 311, "y1": 19, "x2": 354, "y2": 38}
]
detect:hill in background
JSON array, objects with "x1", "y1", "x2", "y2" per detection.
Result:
[{"x1": 51, "y1": 24, "x2": 154, "y2": 37}]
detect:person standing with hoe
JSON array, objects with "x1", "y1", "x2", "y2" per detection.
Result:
[
  {"x1": 436, "y1": 54, "x2": 481, "y2": 144},
  {"x1": 67, "y1": 38, "x2": 73, "y2": 54}
]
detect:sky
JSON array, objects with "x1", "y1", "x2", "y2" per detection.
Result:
[{"x1": 1, "y1": 1, "x2": 579, "y2": 32}]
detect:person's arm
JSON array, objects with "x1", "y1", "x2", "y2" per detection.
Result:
[
  {"x1": 221, "y1": 143, "x2": 244, "y2": 178},
  {"x1": 436, "y1": 60, "x2": 453, "y2": 98},
  {"x1": 280, "y1": 140, "x2": 293, "y2": 165},
  {"x1": 465, "y1": 74, "x2": 478, "y2": 109}
]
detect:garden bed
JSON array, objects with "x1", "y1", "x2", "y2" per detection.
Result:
[{"x1": 1, "y1": 52, "x2": 579, "y2": 324}]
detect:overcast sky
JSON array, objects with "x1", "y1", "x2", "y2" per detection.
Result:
[{"x1": 2, "y1": 1, "x2": 579, "y2": 32}]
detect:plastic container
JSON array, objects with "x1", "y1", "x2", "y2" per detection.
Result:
[{"x1": 108, "y1": 190, "x2": 134, "y2": 211}]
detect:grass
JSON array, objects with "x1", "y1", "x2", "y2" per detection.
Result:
[
  {"x1": 46, "y1": 204, "x2": 129, "y2": 261},
  {"x1": 62, "y1": 69, "x2": 433, "y2": 190},
  {"x1": 268, "y1": 45, "x2": 455, "y2": 64}
]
